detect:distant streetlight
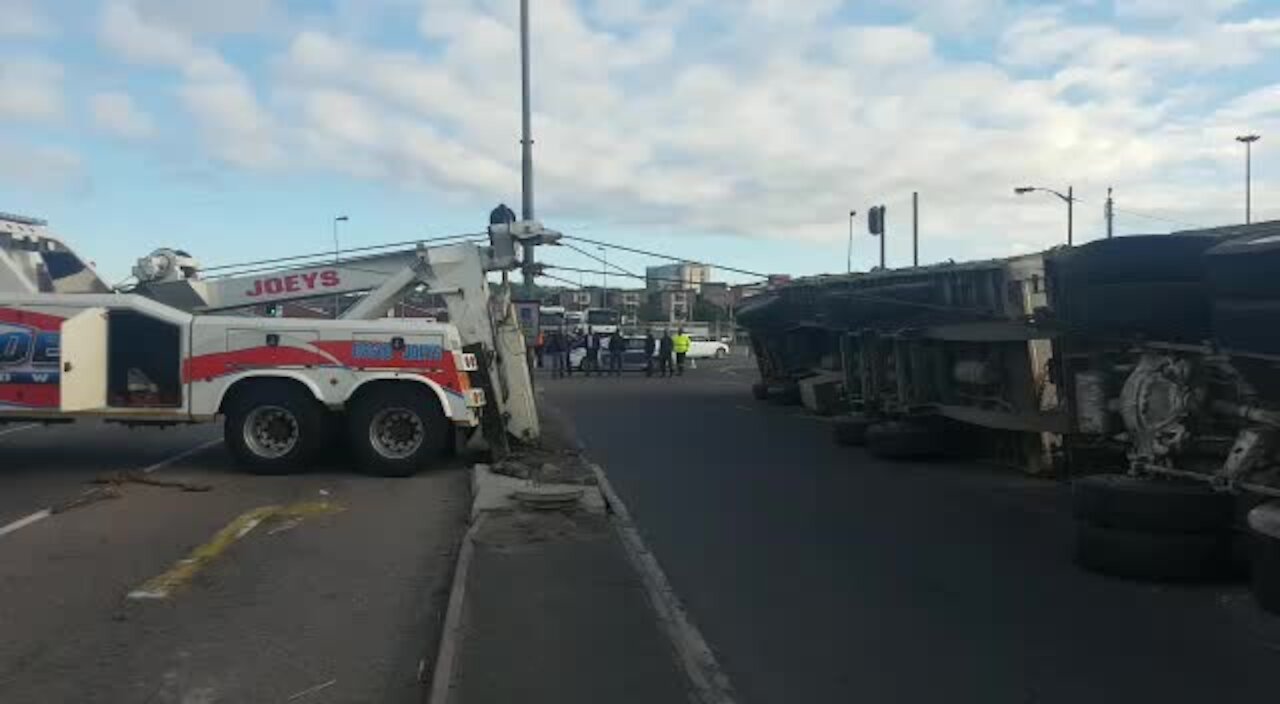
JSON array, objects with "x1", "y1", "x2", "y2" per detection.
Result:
[
  {"x1": 1015, "y1": 186, "x2": 1074, "y2": 246},
  {"x1": 332, "y1": 215, "x2": 349, "y2": 318},
  {"x1": 846, "y1": 210, "x2": 857, "y2": 274},
  {"x1": 1237, "y1": 134, "x2": 1261, "y2": 223}
]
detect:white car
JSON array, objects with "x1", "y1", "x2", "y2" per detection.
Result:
[{"x1": 687, "y1": 336, "x2": 730, "y2": 359}]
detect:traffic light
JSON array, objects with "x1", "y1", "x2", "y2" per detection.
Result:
[{"x1": 867, "y1": 205, "x2": 886, "y2": 236}]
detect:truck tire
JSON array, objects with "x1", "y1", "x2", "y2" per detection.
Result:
[
  {"x1": 1071, "y1": 474, "x2": 1234, "y2": 534},
  {"x1": 770, "y1": 383, "x2": 801, "y2": 405},
  {"x1": 1055, "y1": 234, "x2": 1219, "y2": 284},
  {"x1": 1252, "y1": 530, "x2": 1280, "y2": 614},
  {"x1": 1204, "y1": 228, "x2": 1280, "y2": 299},
  {"x1": 225, "y1": 382, "x2": 326, "y2": 474},
  {"x1": 1074, "y1": 523, "x2": 1227, "y2": 581},
  {"x1": 865, "y1": 421, "x2": 944, "y2": 459},
  {"x1": 1213, "y1": 299, "x2": 1280, "y2": 357},
  {"x1": 751, "y1": 382, "x2": 769, "y2": 401},
  {"x1": 1059, "y1": 281, "x2": 1212, "y2": 343},
  {"x1": 832, "y1": 414, "x2": 874, "y2": 447},
  {"x1": 347, "y1": 384, "x2": 449, "y2": 477}
]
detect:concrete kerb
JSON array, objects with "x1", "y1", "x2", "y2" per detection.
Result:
[
  {"x1": 426, "y1": 463, "x2": 609, "y2": 704},
  {"x1": 588, "y1": 463, "x2": 739, "y2": 704}
]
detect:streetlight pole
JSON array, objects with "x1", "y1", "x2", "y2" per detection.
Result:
[
  {"x1": 1237, "y1": 134, "x2": 1261, "y2": 223},
  {"x1": 332, "y1": 215, "x2": 348, "y2": 318},
  {"x1": 1015, "y1": 186, "x2": 1075, "y2": 245},
  {"x1": 519, "y1": 0, "x2": 536, "y2": 295},
  {"x1": 847, "y1": 210, "x2": 856, "y2": 274}
]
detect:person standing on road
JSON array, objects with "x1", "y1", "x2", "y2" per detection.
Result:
[
  {"x1": 547, "y1": 331, "x2": 566, "y2": 378},
  {"x1": 587, "y1": 331, "x2": 604, "y2": 377},
  {"x1": 566, "y1": 331, "x2": 582, "y2": 377},
  {"x1": 658, "y1": 329, "x2": 674, "y2": 377},
  {"x1": 608, "y1": 332, "x2": 626, "y2": 377},
  {"x1": 643, "y1": 330, "x2": 657, "y2": 377},
  {"x1": 673, "y1": 327, "x2": 691, "y2": 376}
]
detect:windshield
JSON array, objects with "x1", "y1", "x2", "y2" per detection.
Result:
[
  {"x1": 541, "y1": 312, "x2": 565, "y2": 328},
  {"x1": 587, "y1": 310, "x2": 620, "y2": 325}
]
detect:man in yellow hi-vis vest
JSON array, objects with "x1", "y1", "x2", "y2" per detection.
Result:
[{"x1": 672, "y1": 328, "x2": 691, "y2": 376}]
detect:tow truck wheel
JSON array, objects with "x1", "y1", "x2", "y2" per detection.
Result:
[
  {"x1": 225, "y1": 382, "x2": 325, "y2": 474},
  {"x1": 348, "y1": 385, "x2": 449, "y2": 478}
]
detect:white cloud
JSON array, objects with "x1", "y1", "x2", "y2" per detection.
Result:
[
  {"x1": 0, "y1": 57, "x2": 64, "y2": 122},
  {"x1": 71, "y1": 0, "x2": 1280, "y2": 262},
  {"x1": 0, "y1": 141, "x2": 87, "y2": 194},
  {"x1": 130, "y1": 0, "x2": 283, "y2": 35},
  {"x1": 89, "y1": 91, "x2": 155, "y2": 139},
  {"x1": 98, "y1": 1, "x2": 282, "y2": 167},
  {"x1": 0, "y1": 0, "x2": 55, "y2": 37}
]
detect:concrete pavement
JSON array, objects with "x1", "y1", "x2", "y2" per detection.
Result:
[
  {"x1": 0, "y1": 421, "x2": 469, "y2": 703},
  {"x1": 541, "y1": 355, "x2": 1280, "y2": 704}
]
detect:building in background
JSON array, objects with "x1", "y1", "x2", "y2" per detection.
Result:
[
  {"x1": 700, "y1": 281, "x2": 730, "y2": 310},
  {"x1": 558, "y1": 289, "x2": 593, "y2": 310},
  {"x1": 658, "y1": 288, "x2": 693, "y2": 322},
  {"x1": 607, "y1": 289, "x2": 644, "y2": 325},
  {"x1": 646, "y1": 262, "x2": 710, "y2": 294}
]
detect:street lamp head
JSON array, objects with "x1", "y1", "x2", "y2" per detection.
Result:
[
  {"x1": 1237, "y1": 134, "x2": 1261, "y2": 144},
  {"x1": 849, "y1": 210, "x2": 857, "y2": 217},
  {"x1": 334, "y1": 215, "x2": 349, "y2": 222},
  {"x1": 1014, "y1": 187, "x2": 1036, "y2": 195}
]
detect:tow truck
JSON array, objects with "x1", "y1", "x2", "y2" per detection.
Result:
[{"x1": 0, "y1": 210, "x2": 556, "y2": 477}]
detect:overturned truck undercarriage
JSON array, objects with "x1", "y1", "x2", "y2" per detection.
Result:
[{"x1": 738, "y1": 221, "x2": 1280, "y2": 607}]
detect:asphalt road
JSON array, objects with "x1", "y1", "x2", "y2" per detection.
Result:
[
  {"x1": 541, "y1": 354, "x2": 1280, "y2": 704},
  {"x1": 0, "y1": 420, "x2": 469, "y2": 703}
]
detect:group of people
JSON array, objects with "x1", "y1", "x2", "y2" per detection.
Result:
[{"x1": 537, "y1": 328, "x2": 692, "y2": 378}]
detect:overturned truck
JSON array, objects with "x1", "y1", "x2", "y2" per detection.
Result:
[{"x1": 738, "y1": 221, "x2": 1280, "y2": 611}]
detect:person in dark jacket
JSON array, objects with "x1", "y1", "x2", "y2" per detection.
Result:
[
  {"x1": 608, "y1": 333, "x2": 626, "y2": 376},
  {"x1": 658, "y1": 329, "x2": 675, "y2": 377},
  {"x1": 583, "y1": 330, "x2": 599, "y2": 376},
  {"x1": 546, "y1": 331, "x2": 566, "y2": 378},
  {"x1": 643, "y1": 330, "x2": 657, "y2": 377}
]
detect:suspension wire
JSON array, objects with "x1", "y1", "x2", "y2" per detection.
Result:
[
  {"x1": 200, "y1": 232, "x2": 485, "y2": 274},
  {"x1": 560, "y1": 241, "x2": 641, "y2": 279},
  {"x1": 561, "y1": 234, "x2": 769, "y2": 279},
  {"x1": 537, "y1": 272, "x2": 585, "y2": 289}
]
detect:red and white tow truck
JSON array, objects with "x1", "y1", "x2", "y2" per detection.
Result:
[{"x1": 0, "y1": 211, "x2": 553, "y2": 476}]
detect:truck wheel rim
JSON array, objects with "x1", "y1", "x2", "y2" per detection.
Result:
[
  {"x1": 244, "y1": 406, "x2": 299, "y2": 459},
  {"x1": 369, "y1": 407, "x2": 425, "y2": 459}
]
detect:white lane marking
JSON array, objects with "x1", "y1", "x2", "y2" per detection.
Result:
[
  {"x1": 0, "y1": 437, "x2": 223, "y2": 541},
  {"x1": 0, "y1": 423, "x2": 37, "y2": 439},
  {"x1": 589, "y1": 463, "x2": 739, "y2": 704},
  {"x1": 0, "y1": 509, "x2": 52, "y2": 538},
  {"x1": 140, "y1": 438, "x2": 223, "y2": 474}
]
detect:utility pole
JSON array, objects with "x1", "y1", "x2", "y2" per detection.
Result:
[
  {"x1": 846, "y1": 210, "x2": 856, "y2": 274},
  {"x1": 912, "y1": 192, "x2": 919, "y2": 267},
  {"x1": 599, "y1": 246, "x2": 608, "y2": 292},
  {"x1": 1105, "y1": 187, "x2": 1114, "y2": 238},
  {"x1": 332, "y1": 215, "x2": 348, "y2": 319},
  {"x1": 1237, "y1": 134, "x2": 1261, "y2": 223},
  {"x1": 519, "y1": 0, "x2": 536, "y2": 293},
  {"x1": 1067, "y1": 185, "x2": 1074, "y2": 246}
]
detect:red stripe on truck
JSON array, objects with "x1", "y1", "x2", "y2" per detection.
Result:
[{"x1": 0, "y1": 308, "x2": 65, "y2": 332}]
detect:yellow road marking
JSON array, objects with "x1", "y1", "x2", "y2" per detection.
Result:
[{"x1": 127, "y1": 500, "x2": 342, "y2": 600}]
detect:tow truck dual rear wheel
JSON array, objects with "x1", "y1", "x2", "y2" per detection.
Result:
[
  {"x1": 225, "y1": 382, "x2": 326, "y2": 475},
  {"x1": 348, "y1": 385, "x2": 449, "y2": 478}
]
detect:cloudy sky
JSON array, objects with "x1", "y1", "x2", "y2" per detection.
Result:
[{"x1": 2, "y1": 0, "x2": 1277, "y2": 285}]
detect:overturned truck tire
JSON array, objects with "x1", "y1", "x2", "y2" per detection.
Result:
[
  {"x1": 1074, "y1": 523, "x2": 1229, "y2": 581},
  {"x1": 832, "y1": 414, "x2": 874, "y2": 447},
  {"x1": 864, "y1": 421, "x2": 946, "y2": 459},
  {"x1": 1072, "y1": 474, "x2": 1234, "y2": 534}
]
